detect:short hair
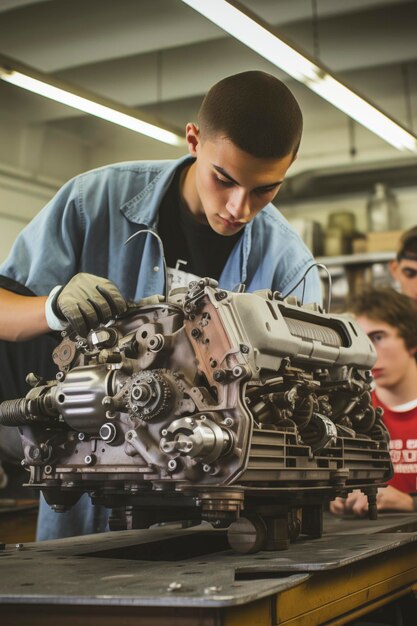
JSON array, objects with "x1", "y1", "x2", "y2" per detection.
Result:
[
  {"x1": 397, "y1": 225, "x2": 417, "y2": 261},
  {"x1": 349, "y1": 287, "x2": 417, "y2": 356},
  {"x1": 197, "y1": 71, "x2": 303, "y2": 159}
]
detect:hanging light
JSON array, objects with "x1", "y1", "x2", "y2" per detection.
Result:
[
  {"x1": 181, "y1": 0, "x2": 417, "y2": 153},
  {"x1": 0, "y1": 56, "x2": 184, "y2": 147}
]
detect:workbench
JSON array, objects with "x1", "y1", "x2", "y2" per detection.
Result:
[{"x1": 1, "y1": 513, "x2": 417, "y2": 625}]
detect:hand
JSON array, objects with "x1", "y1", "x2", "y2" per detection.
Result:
[
  {"x1": 330, "y1": 491, "x2": 370, "y2": 517},
  {"x1": 330, "y1": 486, "x2": 414, "y2": 517},
  {"x1": 54, "y1": 273, "x2": 127, "y2": 337}
]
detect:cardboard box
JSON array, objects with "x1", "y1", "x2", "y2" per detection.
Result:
[
  {"x1": 351, "y1": 236, "x2": 367, "y2": 254},
  {"x1": 366, "y1": 230, "x2": 403, "y2": 253}
]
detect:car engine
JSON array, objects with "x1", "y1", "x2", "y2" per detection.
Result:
[{"x1": 0, "y1": 279, "x2": 393, "y2": 552}]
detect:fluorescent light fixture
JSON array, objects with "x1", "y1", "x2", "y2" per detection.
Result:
[
  {"x1": 0, "y1": 64, "x2": 183, "y2": 147},
  {"x1": 308, "y1": 76, "x2": 415, "y2": 152},
  {"x1": 181, "y1": 0, "x2": 417, "y2": 153}
]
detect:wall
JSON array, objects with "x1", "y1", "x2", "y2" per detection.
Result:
[
  {"x1": 0, "y1": 116, "x2": 91, "y2": 263},
  {"x1": 0, "y1": 169, "x2": 60, "y2": 263}
]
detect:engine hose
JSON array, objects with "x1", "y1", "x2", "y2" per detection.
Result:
[{"x1": 0, "y1": 398, "x2": 30, "y2": 426}]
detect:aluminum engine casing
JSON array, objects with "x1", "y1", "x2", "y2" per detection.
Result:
[{"x1": 1, "y1": 279, "x2": 393, "y2": 551}]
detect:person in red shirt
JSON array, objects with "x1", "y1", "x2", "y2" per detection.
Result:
[{"x1": 331, "y1": 287, "x2": 417, "y2": 516}]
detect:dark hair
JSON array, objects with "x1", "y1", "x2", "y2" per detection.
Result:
[
  {"x1": 349, "y1": 287, "x2": 417, "y2": 356},
  {"x1": 197, "y1": 71, "x2": 303, "y2": 159},
  {"x1": 397, "y1": 225, "x2": 417, "y2": 261}
]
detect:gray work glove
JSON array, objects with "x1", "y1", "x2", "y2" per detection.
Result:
[{"x1": 47, "y1": 273, "x2": 127, "y2": 337}]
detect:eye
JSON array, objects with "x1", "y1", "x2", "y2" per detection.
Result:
[
  {"x1": 370, "y1": 332, "x2": 385, "y2": 344},
  {"x1": 215, "y1": 176, "x2": 234, "y2": 188},
  {"x1": 403, "y1": 269, "x2": 417, "y2": 279},
  {"x1": 255, "y1": 186, "x2": 277, "y2": 196},
  {"x1": 253, "y1": 184, "x2": 280, "y2": 196}
]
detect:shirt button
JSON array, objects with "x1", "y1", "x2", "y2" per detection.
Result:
[{"x1": 153, "y1": 266, "x2": 159, "y2": 272}]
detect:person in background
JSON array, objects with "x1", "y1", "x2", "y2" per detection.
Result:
[
  {"x1": 0, "y1": 70, "x2": 322, "y2": 540},
  {"x1": 331, "y1": 287, "x2": 417, "y2": 517},
  {"x1": 389, "y1": 226, "x2": 417, "y2": 301}
]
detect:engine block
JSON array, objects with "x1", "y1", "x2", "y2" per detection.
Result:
[{"x1": 0, "y1": 279, "x2": 393, "y2": 552}]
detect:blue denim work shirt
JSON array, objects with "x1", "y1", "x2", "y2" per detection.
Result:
[{"x1": 0, "y1": 155, "x2": 321, "y2": 304}]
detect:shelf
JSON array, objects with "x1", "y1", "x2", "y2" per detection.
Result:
[{"x1": 315, "y1": 251, "x2": 395, "y2": 267}]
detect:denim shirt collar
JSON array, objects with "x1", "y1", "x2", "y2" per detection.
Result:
[
  {"x1": 118, "y1": 153, "x2": 253, "y2": 290},
  {"x1": 119, "y1": 155, "x2": 193, "y2": 227}
]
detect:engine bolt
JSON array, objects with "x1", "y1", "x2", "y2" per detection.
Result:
[
  {"x1": 191, "y1": 328, "x2": 201, "y2": 339},
  {"x1": 147, "y1": 334, "x2": 165, "y2": 352},
  {"x1": 224, "y1": 417, "x2": 234, "y2": 427},
  {"x1": 84, "y1": 454, "x2": 96, "y2": 466},
  {"x1": 202, "y1": 464, "x2": 211, "y2": 473},
  {"x1": 29, "y1": 446, "x2": 41, "y2": 460},
  {"x1": 131, "y1": 384, "x2": 151, "y2": 402},
  {"x1": 99, "y1": 423, "x2": 117, "y2": 443},
  {"x1": 215, "y1": 291, "x2": 227, "y2": 301},
  {"x1": 214, "y1": 369, "x2": 226, "y2": 382},
  {"x1": 167, "y1": 459, "x2": 177, "y2": 471},
  {"x1": 78, "y1": 432, "x2": 86, "y2": 441}
]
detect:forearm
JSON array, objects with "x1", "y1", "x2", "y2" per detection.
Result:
[
  {"x1": 331, "y1": 486, "x2": 417, "y2": 517},
  {"x1": 378, "y1": 485, "x2": 415, "y2": 512},
  {"x1": 0, "y1": 288, "x2": 49, "y2": 341}
]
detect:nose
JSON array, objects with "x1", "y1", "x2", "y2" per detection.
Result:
[{"x1": 226, "y1": 189, "x2": 251, "y2": 222}]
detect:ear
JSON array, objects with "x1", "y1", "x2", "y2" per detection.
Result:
[
  {"x1": 409, "y1": 345, "x2": 417, "y2": 358},
  {"x1": 389, "y1": 259, "x2": 399, "y2": 281},
  {"x1": 185, "y1": 123, "x2": 200, "y2": 157}
]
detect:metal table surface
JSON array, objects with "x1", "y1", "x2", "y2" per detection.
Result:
[{"x1": 1, "y1": 513, "x2": 417, "y2": 625}]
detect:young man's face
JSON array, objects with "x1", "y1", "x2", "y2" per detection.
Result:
[
  {"x1": 184, "y1": 124, "x2": 294, "y2": 236},
  {"x1": 389, "y1": 258, "x2": 417, "y2": 302},
  {"x1": 356, "y1": 315, "x2": 416, "y2": 390}
]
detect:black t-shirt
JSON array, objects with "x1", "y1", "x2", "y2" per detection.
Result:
[{"x1": 158, "y1": 163, "x2": 242, "y2": 281}]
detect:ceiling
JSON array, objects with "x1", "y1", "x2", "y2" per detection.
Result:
[{"x1": 0, "y1": 0, "x2": 416, "y2": 196}]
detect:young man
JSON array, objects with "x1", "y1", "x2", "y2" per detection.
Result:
[
  {"x1": 389, "y1": 226, "x2": 417, "y2": 302},
  {"x1": 331, "y1": 287, "x2": 417, "y2": 517},
  {"x1": 0, "y1": 71, "x2": 321, "y2": 539}
]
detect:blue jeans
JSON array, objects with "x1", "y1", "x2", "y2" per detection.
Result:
[{"x1": 36, "y1": 493, "x2": 110, "y2": 541}]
